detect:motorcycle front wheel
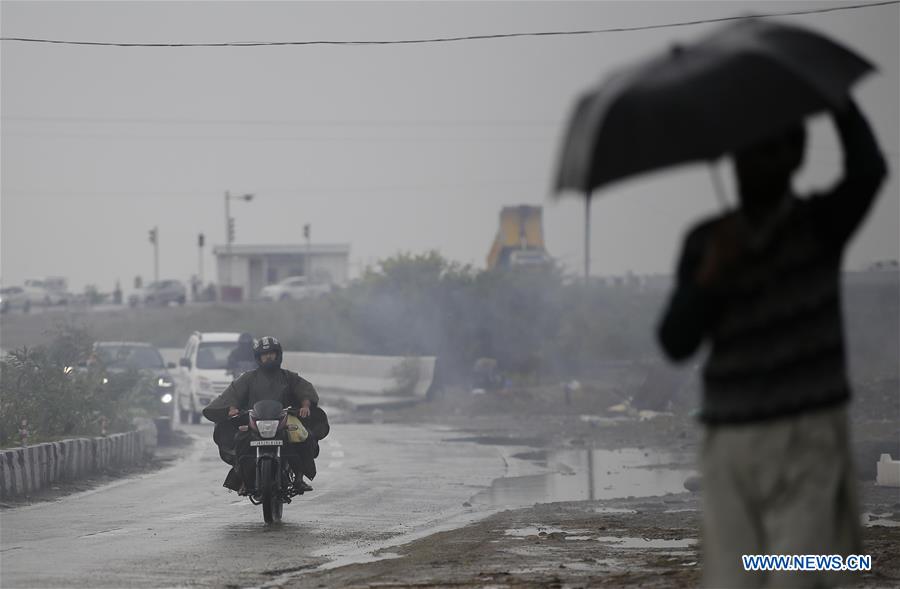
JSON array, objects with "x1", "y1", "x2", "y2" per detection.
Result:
[{"x1": 259, "y1": 459, "x2": 283, "y2": 523}]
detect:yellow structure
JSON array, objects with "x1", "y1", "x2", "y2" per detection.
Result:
[{"x1": 487, "y1": 205, "x2": 551, "y2": 270}]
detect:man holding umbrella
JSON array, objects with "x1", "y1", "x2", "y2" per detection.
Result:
[
  {"x1": 556, "y1": 18, "x2": 888, "y2": 588},
  {"x1": 660, "y1": 97, "x2": 886, "y2": 589}
]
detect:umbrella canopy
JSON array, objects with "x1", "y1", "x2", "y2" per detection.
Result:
[{"x1": 554, "y1": 18, "x2": 875, "y2": 195}]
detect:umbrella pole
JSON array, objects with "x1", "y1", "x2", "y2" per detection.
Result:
[
  {"x1": 584, "y1": 193, "x2": 592, "y2": 283},
  {"x1": 710, "y1": 161, "x2": 729, "y2": 209}
]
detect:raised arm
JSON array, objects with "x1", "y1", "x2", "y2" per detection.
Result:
[{"x1": 810, "y1": 99, "x2": 888, "y2": 248}]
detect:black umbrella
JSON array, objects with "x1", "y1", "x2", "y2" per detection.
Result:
[{"x1": 554, "y1": 17, "x2": 876, "y2": 195}]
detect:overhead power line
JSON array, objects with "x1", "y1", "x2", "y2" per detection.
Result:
[
  {"x1": 1, "y1": 1, "x2": 896, "y2": 47},
  {"x1": 4, "y1": 178, "x2": 547, "y2": 198},
  {"x1": 1, "y1": 115, "x2": 560, "y2": 127}
]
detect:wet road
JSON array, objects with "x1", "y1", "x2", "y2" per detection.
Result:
[{"x1": 0, "y1": 423, "x2": 512, "y2": 588}]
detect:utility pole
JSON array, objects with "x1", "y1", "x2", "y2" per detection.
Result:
[
  {"x1": 197, "y1": 233, "x2": 205, "y2": 284},
  {"x1": 223, "y1": 191, "x2": 254, "y2": 286},
  {"x1": 224, "y1": 191, "x2": 231, "y2": 286},
  {"x1": 148, "y1": 226, "x2": 159, "y2": 283},
  {"x1": 303, "y1": 223, "x2": 311, "y2": 279},
  {"x1": 584, "y1": 195, "x2": 591, "y2": 283}
]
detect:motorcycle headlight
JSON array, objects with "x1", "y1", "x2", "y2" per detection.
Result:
[
  {"x1": 157, "y1": 377, "x2": 173, "y2": 388},
  {"x1": 160, "y1": 393, "x2": 173, "y2": 404},
  {"x1": 255, "y1": 420, "x2": 279, "y2": 439}
]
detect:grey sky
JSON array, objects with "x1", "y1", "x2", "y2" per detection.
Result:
[{"x1": 2, "y1": 1, "x2": 897, "y2": 292}]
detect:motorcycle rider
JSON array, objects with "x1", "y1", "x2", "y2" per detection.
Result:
[
  {"x1": 226, "y1": 332, "x2": 256, "y2": 379},
  {"x1": 203, "y1": 336, "x2": 326, "y2": 495}
]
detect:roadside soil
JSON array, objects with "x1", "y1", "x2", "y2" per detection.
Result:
[
  {"x1": 290, "y1": 486, "x2": 898, "y2": 589},
  {"x1": 301, "y1": 382, "x2": 899, "y2": 588}
]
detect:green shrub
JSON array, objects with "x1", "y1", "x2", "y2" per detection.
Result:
[{"x1": 0, "y1": 323, "x2": 156, "y2": 446}]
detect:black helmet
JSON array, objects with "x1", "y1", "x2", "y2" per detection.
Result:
[{"x1": 253, "y1": 336, "x2": 283, "y2": 371}]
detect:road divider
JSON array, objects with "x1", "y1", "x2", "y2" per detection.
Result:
[
  {"x1": 160, "y1": 348, "x2": 435, "y2": 398},
  {"x1": 0, "y1": 419, "x2": 156, "y2": 499},
  {"x1": 281, "y1": 351, "x2": 435, "y2": 397}
]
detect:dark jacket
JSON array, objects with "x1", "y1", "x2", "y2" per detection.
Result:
[
  {"x1": 658, "y1": 103, "x2": 887, "y2": 425},
  {"x1": 226, "y1": 345, "x2": 256, "y2": 379},
  {"x1": 202, "y1": 367, "x2": 320, "y2": 424}
]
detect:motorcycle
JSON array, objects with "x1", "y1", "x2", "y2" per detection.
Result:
[{"x1": 231, "y1": 400, "x2": 305, "y2": 523}]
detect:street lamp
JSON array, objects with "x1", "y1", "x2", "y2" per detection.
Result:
[
  {"x1": 148, "y1": 226, "x2": 159, "y2": 283},
  {"x1": 224, "y1": 191, "x2": 254, "y2": 286}
]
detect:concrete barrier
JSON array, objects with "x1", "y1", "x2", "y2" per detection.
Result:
[
  {"x1": 160, "y1": 348, "x2": 435, "y2": 398},
  {"x1": 876, "y1": 454, "x2": 900, "y2": 487},
  {"x1": 281, "y1": 351, "x2": 435, "y2": 397},
  {"x1": 0, "y1": 424, "x2": 155, "y2": 500}
]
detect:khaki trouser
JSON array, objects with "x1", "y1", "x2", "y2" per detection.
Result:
[{"x1": 701, "y1": 405, "x2": 860, "y2": 589}]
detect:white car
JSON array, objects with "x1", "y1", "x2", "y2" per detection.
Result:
[
  {"x1": 259, "y1": 276, "x2": 331, "y2": 301},
  {"x1": 175, "y1": 331, "x2": 242, "y2": 424},
  {"x1": 24, "y1": 278, "x2": 68, "y2": 306},
  {"x1": 0, "y1": 287, "x2": 31, "y2": 313}
]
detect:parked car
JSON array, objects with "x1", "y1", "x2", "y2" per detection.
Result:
[
  {"x1": 258, "y1": 276, "x2": 331, "y2": 301},
  {"x1": 129, "y1": 280, "x2": 187, "y2": 307},
  {"x1": 175, "y1": 331, "x2": 242, "y2": 424},
  {"x1": 24, "y1": 277, "x2": 69, "y2": 305},
  {"x1": 91, "y1": 341, "x2": 178, "y2": 433},
  {"x1": 0, "y1": 286, "x2": 31, "y2": 313}
]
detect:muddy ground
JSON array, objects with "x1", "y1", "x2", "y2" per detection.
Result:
[
  {"x1": 290, "y1": 487, "x2": 898, "y2": 589},
  {"x1": 298, "y1": 382, "x2": 900, "y2": 588}
]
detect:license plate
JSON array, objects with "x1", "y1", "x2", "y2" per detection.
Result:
[{"x1": 250, "y1": 439, "x2": 283, "y2": 446}]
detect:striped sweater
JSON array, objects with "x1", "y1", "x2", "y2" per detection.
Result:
[{"x1": 658, "y1": 104, "x2": 887, "y2": 424}]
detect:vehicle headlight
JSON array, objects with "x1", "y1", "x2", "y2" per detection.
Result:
[
  {"x1": 102, "y1": 377, "x2": 109, "y2": 385},
  {"x1": 160, "y1": 393, "x2": 173, "y2": 404},
  {"x1": 255, "y1": 420, "x2": 279, "y2": 439},
  {"x1": 157, "y1": 377, "x2": 173, "y2": 388},
  {"x1": 63, "y1": 366, "x2": 74, "y2": 375}
]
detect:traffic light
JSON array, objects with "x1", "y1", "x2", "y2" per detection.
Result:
[
  {"x1": 198, "y1": 233, "x2": 205, "y2": 248},
  {"x1": 227, "y1": 217, "x2": 235, "y2": 243},
  {"x1": 148, "y1": 227, "x2": 157, "y2": 244},
  {"x1": 303, "y1": 224, "x2": 310, "y2": 240}
]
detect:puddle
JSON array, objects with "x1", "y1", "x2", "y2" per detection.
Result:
[
  {"x1": 504, "y1": 526, "x2": 696, "y2": 549},
  {"x1": 594, "y1": 507, "x2": 638, "y2": 514},
  {"x1": 504, "y1": 526, "x2": 590, "y2": 538},
  {"x1": 579, "y1": 415, "x2": 629, "y2": 426},
  {"x1": 473, "y1": 447, "x2": 694, "y2": 507},
  {"x1": 505, "y1": 526, "x2": 564, "y2": 537},
  {"x1": 508, "y1": 559, "x2": 622, "y2": 574},
  {"x1": 862, "y1": 512, "x2": 900, "y2": 527},
  {"x1": 444, "y1": 436, "x2": 549, "y2": 447},
  {"x1": 510, "y1": 450, "x2": 548, "y2": 462},
  {"x1": 594, "y1": 535, "x2": 697, "y2": 549}
]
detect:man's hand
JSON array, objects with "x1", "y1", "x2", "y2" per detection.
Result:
[
  {"x1": 299, "y1": 400, "x2": 311, "y2": 418},
  {"x1": 696, "y1": 217, "x2": 745, "y2": 288},
  {"x1": 227, "y1": 406, "x2": 240, "y2": 417}
]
